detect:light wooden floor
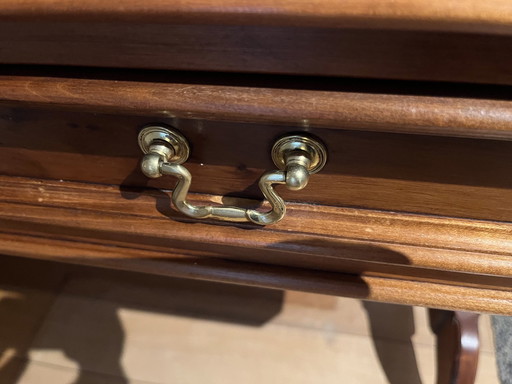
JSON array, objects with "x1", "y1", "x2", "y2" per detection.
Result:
[{"x1": 0, "y1": 255, "x2": 499, "y2": 384}]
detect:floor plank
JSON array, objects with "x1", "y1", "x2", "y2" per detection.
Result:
[{"x1": 0, "y1": 255, "x2": 500, "y2": 384}]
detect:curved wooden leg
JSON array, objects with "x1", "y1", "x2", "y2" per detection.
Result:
[{"x1": 429, "y1": 309, "x2": 480, "y2": 384}]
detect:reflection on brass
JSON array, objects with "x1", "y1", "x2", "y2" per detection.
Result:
[{"x1": 138, "y1": 125, "x2": 327, "y2": 225}]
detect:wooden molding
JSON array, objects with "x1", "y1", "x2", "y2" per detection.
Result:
[
  {"x1": 2, "y1": 230, "x2": 511, "y2": 315},
  {"x1": 1, "y1": 74, "x2": 512, "y2": 140},
  {"x1": 1, "y1": 76, "x2": 511, "y2": 223},
  {"x1": 1, "y1": 21, "x2": 512, "y2": 85},
  {"x1": 1, "y1": 0, "x2": 512, "y2": 34},
  {"x1": 0, "y1": 175, "x2": 510, "y2": 314}
]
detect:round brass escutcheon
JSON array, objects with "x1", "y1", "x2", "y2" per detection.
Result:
[
  {"x1": 138, "y1": 125, "x2": 190, "y2": 165},
  {"x1": 271, "y1": 134, "x2": 327, "y2": 174}
]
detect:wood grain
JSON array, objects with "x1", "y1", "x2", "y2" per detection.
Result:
[
  {"x1": 1, "y1": 85, "x2": 512, "y2": 222},
  {"x1": 1, "y1": 74, "x2": 512, "y2": 140},
  {"x1": 1, "y1": 175, "x2": 510, "y2": 313},
  {"x1": 0, "y1": 23, "x2": 512, "y2": 85},
  {"x1": 0, "y1": 0, "x2": 511, "y2": 34},
  {"x1": 1, "y1": 2, "x2": 511, "y2": 316},
  {"x1": 0, "y1": 176, "x2": 511, "y2": 287},
  {"x1": 1, "y1": 230, "x2": 511, "y2": 315}
]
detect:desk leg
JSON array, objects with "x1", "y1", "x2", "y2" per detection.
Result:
[{"x1": 429, "y1": 309, "x2": 480, "y2": 384}]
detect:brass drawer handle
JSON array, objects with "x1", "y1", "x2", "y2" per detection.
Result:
[{"x1": 138, "y1": 126, "x2": 327, "y2": 225}]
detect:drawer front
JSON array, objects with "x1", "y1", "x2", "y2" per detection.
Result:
[
  {"x1": 1, "y1": 104, "x2": 512, "y2": 222},
  {"x1": 0, "y1": 72, "x2": 511, "y2": 313}
]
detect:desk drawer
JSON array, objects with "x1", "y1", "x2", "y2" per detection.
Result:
[
  {"x1": 1, "y1": 74, "x2": 512, "y2": 222},
  {"x1": 0, "y1": 71, "x2": 511, "y2": 313}
]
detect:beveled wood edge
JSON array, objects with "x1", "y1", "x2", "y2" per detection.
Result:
[
  {"x1": 0, "y1": 0, "x2": 511, "y2": 35},
  {"x1": 1, "y1": 76, "x2": 512, "y2": 141},
  {"x1": 0, "y1": 231, "x2": 510, "y2": 315},
  {"x1": 1, "y1": 175, "x2": 511, "y2": 279}
]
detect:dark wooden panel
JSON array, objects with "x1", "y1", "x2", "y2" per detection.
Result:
[
  {"x1": 1, "y1": 103, "x2": 512, "y2": 222},
  {"x1": 1, "y1": 22, "x2": 512, "y2": 85}
]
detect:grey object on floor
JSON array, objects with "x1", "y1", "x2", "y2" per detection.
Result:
[{"x1": 493, "y1": 316, "x2": 512, "y2": 384}]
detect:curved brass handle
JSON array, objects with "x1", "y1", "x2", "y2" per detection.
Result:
[{"x1": 138, "y1": 126, "x2": 327, "y2": 225}]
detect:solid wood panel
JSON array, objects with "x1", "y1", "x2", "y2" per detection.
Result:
[
  {"x1": 0, "y1": 231, "x2": 511, "y2": 315},
  {"x1": 2, "y1": 176, "x2": 512, "y2": 263},
  {"x1": 2, "y1": 74, "x2": 512, "y2": 140},
  {"x1": 0, "y1": 0, "x2": 511, "y2": 34},
  {"x1": 1, "y1": 23, "x2": 512, "y2": 85},
  {"x1": 1, "y1": 176, "x2": 511, "y2": 287},
  {"x1": 1, "y1": 98, "x2": 511, "y2": 222}
]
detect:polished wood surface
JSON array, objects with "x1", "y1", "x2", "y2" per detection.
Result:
[
  {"x1": 0, "y1": 5, "x2": 510, "y2": 316},
  {"x1": 1, "y1": 0, "x2": 511, "y2": 34},
  {"x1": 0, "y1": 175, "x2": 510, "y2": 314},
  {"x1": 1, "y1": 21, "x2": 512, "y2": 85},
  {"x1": 0, "y1": 69, "x2": 510, "y2": 315},
  {"x1": 1, "y1": 176, "x2": 511, "y2": 279},
  {"x1": 0, "y1": 6, "x2": 510, "y2": 381},
  {"x1": 1, "y1": 73, "x2": 511, "y2": 222},
  {"x1": 1, "y1": 229, "x2": 511, "y2": 315},
  {"x1": 1, "y1": 72, "x2": 512, "y2": 140}
]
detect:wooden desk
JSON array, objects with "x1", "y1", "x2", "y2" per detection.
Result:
[
  {"x1": 0, "y1": 68, "x2": 510, "y2": 314},
  {"x1": 0, "y1": 3, "x2": 510, "y2": 382}
]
